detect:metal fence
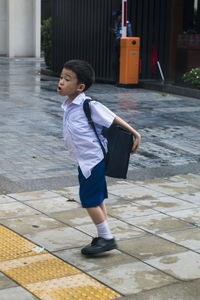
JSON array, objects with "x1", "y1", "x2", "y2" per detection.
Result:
[
  {"x1": 51, "y1": 0, "x2": 171, "y2": 81},
  {"x1": 128, "y1": 0, "x2": 171, "y2": 79},
  {"x1": 41, "y1": 0, "x2": 51, "y2": 21}
]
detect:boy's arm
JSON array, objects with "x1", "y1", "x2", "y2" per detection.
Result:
[{"x1": 113, "y1": 116, "x2": 141, "y2": 154}]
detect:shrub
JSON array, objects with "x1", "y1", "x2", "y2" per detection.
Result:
[
  {"x1": 41, "y1": 17, "x2": 52, "y2": 67},
  {"x1": 182, "y1": 67, "x2": 200, "y2": 89}
]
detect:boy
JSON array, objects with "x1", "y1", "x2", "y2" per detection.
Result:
[{"x1": 58, "y1": 60, "x2": 141, "y2": 256}]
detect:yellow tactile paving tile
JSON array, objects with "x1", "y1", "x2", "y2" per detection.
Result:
[
  {"x1": 26, "y1": 274, "x2": 119, "y2": 300},
  {"x1": 0, "y1": 225, "x2": 47, "y2": 261},
  {"x1": 0, "y1": 225, "x2": 121, "y2": 299},
  {"x1": 0, "y1": 253, "x2": 80, "y2": 285}
]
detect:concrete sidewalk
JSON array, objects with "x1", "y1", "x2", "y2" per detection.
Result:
[{"x1": 0, "y1": 173, "x2": 200, "y2": 299}]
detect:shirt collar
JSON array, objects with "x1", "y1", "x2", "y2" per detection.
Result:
[{"x1": 61, "y1": 92, "x2": 87, "y2": 111}]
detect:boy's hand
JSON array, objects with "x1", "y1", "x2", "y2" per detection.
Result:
[{"x1": 131, "y1": 135, "x2": 141, "y2": 154}]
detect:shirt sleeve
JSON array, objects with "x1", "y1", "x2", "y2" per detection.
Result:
[{"x1": 89, "y1": 101, "x2": 116, "y2": 128}]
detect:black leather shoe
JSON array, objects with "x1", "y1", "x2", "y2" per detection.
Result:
[{"x1": 81, "y1": 237, "x2": 117, "y2": 256}]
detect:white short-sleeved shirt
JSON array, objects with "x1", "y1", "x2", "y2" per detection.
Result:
[{"x1": 61, "y1": 92, "x2": 116, "y2": 179}]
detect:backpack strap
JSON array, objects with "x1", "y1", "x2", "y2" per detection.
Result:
[{"x1": 83, "y1": 99, "x2": 107, "y2": 159}]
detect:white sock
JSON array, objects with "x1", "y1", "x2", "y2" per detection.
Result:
[{"x1": 96, "y1": 220, "x2": 113, "y2": 240}]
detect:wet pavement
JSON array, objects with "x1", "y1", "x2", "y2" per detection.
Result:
[
  {"x1": 0, "y1": 57, "x2": 200, "y2": 299},
  {"x1": 0, "y1": 174, "x2": 200, "y2": 299},
  {"x1": 0, "y1": 57, "x2": 200, "y2": 193}
]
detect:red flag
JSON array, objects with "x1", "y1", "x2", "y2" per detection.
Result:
[{"x1": 151, "y1": 45, "x2": 158, "y2": 74}]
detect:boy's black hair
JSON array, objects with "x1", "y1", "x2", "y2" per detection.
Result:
[{"x1": 63, "y1": 59, "x2": 95, "y2": 91}]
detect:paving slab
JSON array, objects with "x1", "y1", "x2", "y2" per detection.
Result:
[
  {"x1": 158, "y1": 228, "x2": 200, "y2": 251},
  {"x1": 107, "y1": 203, "x2": 157, "y2": 220},
  {"x1": 9, "y1": 190, "x2": 60, "y2": 201},
  {"x1": 145, "y1": 251, "x2": 200, "y2": 281},
  {"x1": 0, "y1": 202, "x2": 41, "y2": 220},
  {"x1": 24, "y1": 226, "x2": 91, "y2": 252},
  {"x1": 117, "y1": 235, "x2": 187, "y2": 260},
  {"x1": 138, "y1": 180, "x2": 200, "y2": 196},
  {"x1": 125, "y1": 213, "x2": 195, "y2": 233},
  {"x1": 167, "y1": 207, "x2": 200, "y2": 226},
  {"x1": 89, "y1": 261, "x2": 177, "y2": 295},
  {"x1": 0, "y1": 214, "x2": 63, "y2": 235},
  {"x1": 52, "y1": 186, "x2": 80, "y2": 200},
  {"x1": 0, "y1": 195, "x2": 17, "y2": 204},
  {"x1": 54, "y1": 248, "x2": 138, "y2": 272},
  {"x1": 132, "y1": 173, "x2": 200, "y2": 185},
  {"x1": 0, "y1": 273, "x2": 17, "y2": 290},
  {"x1": 122, "y1": 278, "x2": 200, "y2": 300},
  {"x1": 174, "y1": 191, "x2": 200, "y2": 205},
  {"x1": 108, "y1": 184, "x2": 164, "y2": 200},
  {"x1": 134, "y1": 195, "x2": 198, "y2": 213},
  {"x1": 0, "y1": 287, "x2": 38, "y2": 300},
  {"x1": 24, "y1": 196, "x2": 81, "y2": 214}
]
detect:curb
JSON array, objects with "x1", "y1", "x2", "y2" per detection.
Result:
[{"x1": 139, "y1": 80, "x2": 200, "y2": 99}]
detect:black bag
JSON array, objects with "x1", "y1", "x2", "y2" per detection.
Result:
[{"x1": 83, "y1": 99, "x2": 134, "y2": 179}]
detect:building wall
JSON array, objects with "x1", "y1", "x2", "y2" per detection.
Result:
[{"x1": 0, "y1": 0, "x2": 8, "y2": 55}]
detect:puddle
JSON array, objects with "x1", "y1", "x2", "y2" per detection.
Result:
[
  {"x1": 160, "y1": 256, "x2": 179, "y2": 264},
  {"x1": 135, "y1": 270, "x2": 166, "y2": 287},
  {"x1": 160, "y1": 185, "x2": 198, "y2": 194},
  {"x1": 154, "y1": 201, "x2": 177, "y2": 208}
]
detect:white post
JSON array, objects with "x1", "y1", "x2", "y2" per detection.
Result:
[
  {"x1": 34, "y1": 0, "x2": 41, "y2": 58},
  {"x1": 122, "y1": 0, "x2": 127, "y2": 37},
  {"x1": 157, "y1": 61, "x2": 165, "y2": 81}
]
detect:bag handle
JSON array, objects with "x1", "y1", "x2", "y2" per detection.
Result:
[{"x1": 83, "y1": 99, "x2": 107, "y2": 159}]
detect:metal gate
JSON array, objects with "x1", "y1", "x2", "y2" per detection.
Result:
[
  {"x1": 128, "y1": 0, "x2": 171, "y2": 79},
  {"x1": 51, "y1": 0, "x2": 171, "y2": 81}
]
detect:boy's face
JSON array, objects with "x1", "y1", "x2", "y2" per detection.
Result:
[{"x1": 57, "y1": 68, "x2": 85, "y2": 100}]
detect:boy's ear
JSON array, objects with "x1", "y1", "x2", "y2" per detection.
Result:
[{"x1": 78, "y1": 83, "x2": 85, "y2": 92}]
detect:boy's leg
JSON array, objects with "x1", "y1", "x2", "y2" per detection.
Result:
[
  {"x1": 86, "y1": 206, "x2": 106, "y2": 225},
  {"x1": 86, "y1": 205, "x2": 113, "y2": 240},
  {"x1": 100, "y1": 201, "x2": 107, "y2": 219},
  {"x1": 86, "y1": 201, "x2": 107, "y2": 224},
  {"x1": 82, "y1": 205, "x2": 117, "y2": 255}
]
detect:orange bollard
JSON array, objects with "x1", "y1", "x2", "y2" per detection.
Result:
[{"x1": 119, "y1": 37, "x2": 140, "y2": 85}]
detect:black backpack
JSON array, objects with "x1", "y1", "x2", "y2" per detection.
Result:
[{"x1": 83, "y1": 99, "x2": 133, "y2": 179}]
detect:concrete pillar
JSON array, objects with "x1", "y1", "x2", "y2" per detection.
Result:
[
  {"x1": 7, "y1": 0, "x2": 41, "y2": 57},
  {"x1": 8, "y1": 0, "x2": 15, "y2": 57},
  {"x1": 0, "y1": 0, "x2": 8, "y2": 55},
  {"x1": 34, "y1": 0, "x2": 41, "y2": 58}
]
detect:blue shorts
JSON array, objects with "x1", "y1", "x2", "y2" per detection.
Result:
[{"x1": 78, "y1": 159, "x2": 108, "y2": 208}]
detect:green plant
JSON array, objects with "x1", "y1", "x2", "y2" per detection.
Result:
[
  {"x1": 182, "y1": 67, "x2": 200, "y2": 89},
  {"x1": 41, "y1": 17, "x2": 52, "y2": 67}
]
